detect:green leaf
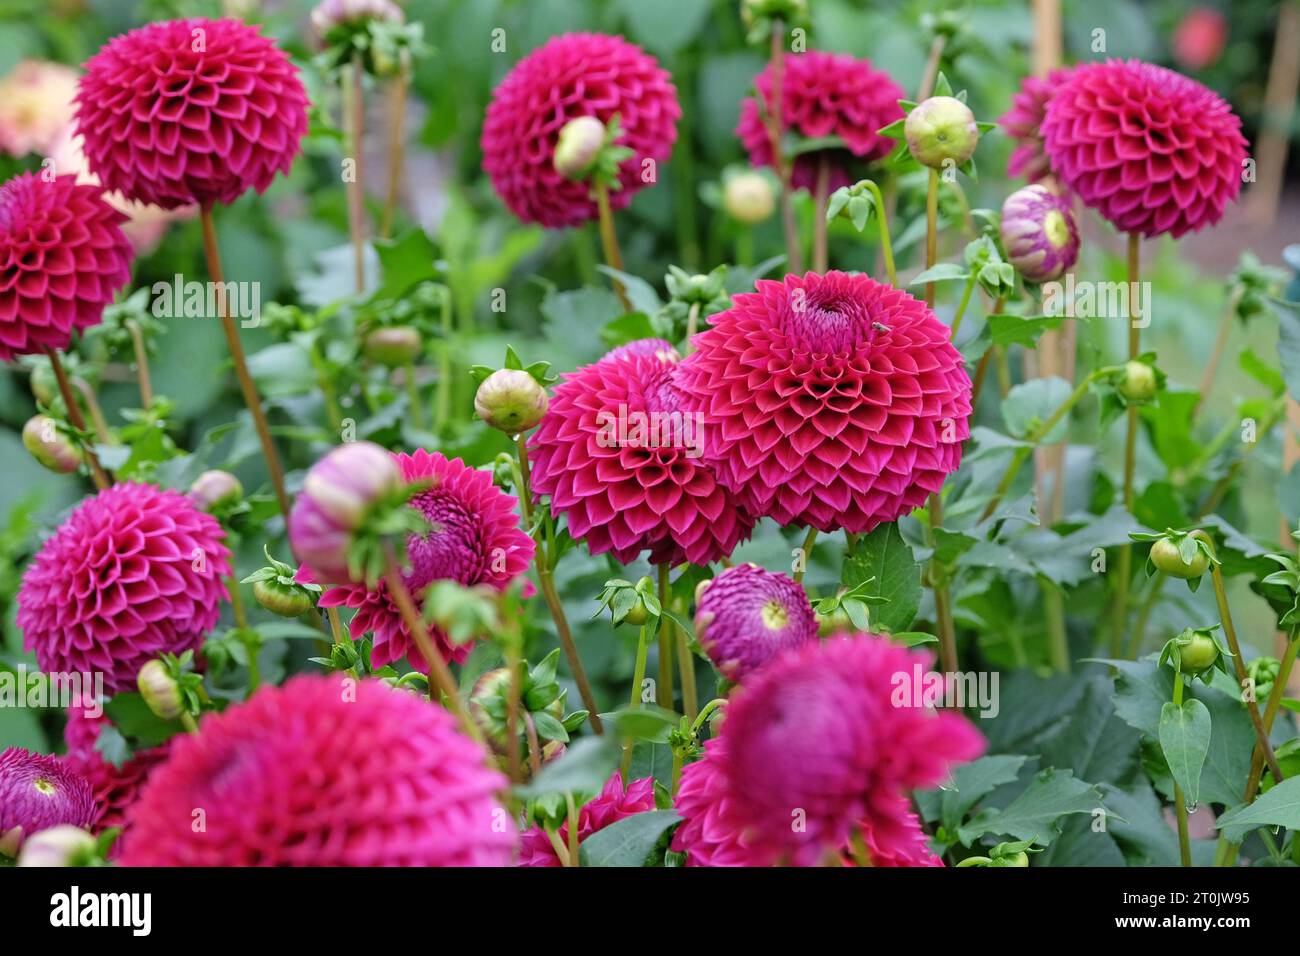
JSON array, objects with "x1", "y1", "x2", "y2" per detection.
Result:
[
  {"x1": 908, "y1": 263, "x2": 971, "y2": 286},
  {"x1": 841, "y1": 523, "x2": 921, "y2": 633},
  {"x1": 957, "y1": 769, "x2": 1106, "y2": 847},
  {"x1": 1002, "y1": 377, "x2": 1074, "y2": 443},
  {"x1": 1158, "y1": 698, "x2": 1211, "y2": 806},
  {"x1": 514, "y1": 737, "x2": 621, "y2": 800},
  {"x1": 372, "y1": 228, "x2": 440, "y2": 300},
  {"x1": 577, "y1": 810, "x2": 682, "y2": 866},
  {"x1": 1216, "y1": 776, "x2": 1300, "y2": 844},
  {"x1": 986, "y1": 314, "x2": 1063, "y2": 348},
  {"x1": 601, "y1": 705, "x2": 679, "y2": 744},
  {"x1": 1271, "y1": 297, "x2": 1300, "y2": 403},
  {"x1": 940, "y1": 754, "x2": 1029, "y2": 832}
]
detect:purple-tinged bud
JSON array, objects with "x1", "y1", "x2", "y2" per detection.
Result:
[
  {"x1": 904, "y1": 95, "x2": 979, "y2": 169},
  {"x1": 16, "y1": 825, "x2": 96, "y2": 867},
  {"x1": 188, "y1": 469, "x2": 243, "y2": 513},
  {"x1": 363, "y1": 326, "x2": 422, "y2": 367},
  {"x1": 137, "y1": 660, "x2": 183, "y2": 721},
  {"x1": 1000, "y1": 184, "x2": 1080, "y2": 283},
  {"x1": 474, "y1": 369, "x2": 549, "y2": 434},
  {"x1": 289, "y1": 441, "x2": 404, "y2": 583},
  {"x1": 22, "y1": 415, "x2": 80, "y2": 474},
  {"x1": 694, "y1": 564, "x2": 817, "y2": 681},
  {"x1": 724, "y1": 171, "x2": 776, "y2": 223},
  {"x1": 553, "y1": 116, "x2": 607, "y2": 181}
]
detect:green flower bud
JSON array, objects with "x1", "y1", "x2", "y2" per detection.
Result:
[
  {"x1": 17, "y1": 825, "x2": 96, "y2": 867},
  {"x1": 1150, "y1": 537, "x2": 1209, "y2": 579},
  {"x1": 553, "y1": 116, "x2": 607, "y2": 180},
  {"x1": 474, "y1": 369, "x2": 549, "y2": 434},
  {"x1": 904, "y1": 96, "x2": 979, "y2": 169},
  {"x1": 362, "y1": 326, "x2": 422, "y2": 367},
  {"x1": 724, "y1": 171, "x2": 776, "y2": 223},
  {"x1": 1117, "y1": 360, "x2": 1157, "y2": 403},
  {"x1": 252, "y1": 579, "x2": 315, "y2": 618},
  {"x1": 137, "y1": 660, "x2": 183, "y2": 721},
  {"x1": 22, "y1": 415, "x2": 80, "y2": 474}
]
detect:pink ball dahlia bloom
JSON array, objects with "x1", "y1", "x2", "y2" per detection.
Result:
[
  {"x1": 17, "y1": 482, "x2": 231, "y2": 694},
  {"x1": 998, "y1": 68, "x2": 1073, "y2": 184},
  {"x1": 518, "y1": 771, "x2": 656, "y2": 866},
  {"x1": 736, "y1": 50, "x2": 904, "y2": 192},
  {"x1": 74, "y1": 17, "x2": 309, "y2": 210},
  {"x1": 63, "y1": 710, "x2": 170, "y2": 859},
  {"x1": 0, "y1": 748, "x2": 94, "y2": 852},
  {"x1": 528, "y1": 343, "x2": 754, "y2": 565},
  {"x1": 1040, "y1": 59, "x2": 1248, "y2": 238},
  {"x1": 676, "y1": 271, "x2": 971, "y2": 534},
  {"x1": 304, "y1": 449, "x2": 534, "y2": 670},
  {"x1": 671, "y1": 738, "x2": 942, "y2": 867},
  {"x1": 481, "y1": 33, "x2": 680, "y2": 228},
  {"x1": 0, "y1": 171, "x2": 133, "y2": 361},
  {"x1": 0, "y1": 60, "x2": 80, "y2": 157},
  {"x1": 686, "y1": 634, "x2": 982, "y2": 866},
  {"x1": 121, "y1": 675, "x2": 514, "y2": 866},
  {"x1": 695, "y1": 563, "x2": 816, "y2": 681}
]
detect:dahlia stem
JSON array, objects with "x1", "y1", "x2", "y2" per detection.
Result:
[
  {"x1": 1219, "y1": 629, "x2": 1299, "y2": 865},
  {"x1": 1124, "y1": 571, "x2": 1166, "y2": 659},
  {"x1": 514, "y1": 435, "x2": 604, "y2": 735},
  {"x1": 1112, "y1": 234, "x2": 1141, "y2": 654},
  {"x1": 401, "y1": 359, "x2": 424, "y2": 430},
  {"x1": 677, "y1": 623, "x2": 698, "y2": 724},
  {"x1": 1190, "y1": 530, "x2": 1285, "y2": 785},
  {"x1": 980, "y1": 370, "x2": 1101, "y2": 521},
  {"x1": 72, "y1": 377, "x2": 111, "y2": 446},
  {"x1": 125, "y1": 319, "x2": 153, "y2": 407},
  {"x1": 1193, "y1": 287, "x2": 1242, "y2": 421},
  {"x1": 794, "y1": 526, "x2": 818, "y2": 583},
  {"x1": 766, "y1": 17, "x2": 802, "y2": 273},
  {"x1": 379, "y1": 55, "x2": 409, "y2": 240},
  {"x1": 326, "y1": 606, "x2": 346, "y2": 646},
  {"x1": 928, "y1": 492, "x2": 959, "y2": 674},
  {"x1": 381, "y1": 546, "x2": 480, "y2": 744},
  {"x1": 656, "y1": 563, "x2": 675, "y2": 712},
  {"x1": 180, "y1": 712, "x2": 199, "y2": 734},
  {"x1": 918, "y1": 33, "x2": 947, "y2": 99},
  {"x1": 995, "y1": 346, "x2": 1012, "y2": 397},
  {"x1": 565, "y1": 792, "x2": 581, "y2": 866},
  {"x1": 1042, "y1": 585, "x2": 1069, "y2": 673},
  {"x1": 685, "y1": 301, "x2": 701, "y2": 353},
  {"x1": 228, "y1": 575, "x2": 260, "y2": 693},
  {"x1": 433, "y1": 285, "x2": 453, "y2": 435},
  {"x1": 346, "y1": 54, "x2": 367, "y2": 294},
  {"x1": 812, "y1": 155, "x2": 831, "y2": 272},
  {"x1": 505, "y1": 641, "x2": 524, "y2": 784},
  {"x1": 620, "y1": 623, "x2": 650, "y2": 783},
  {"x1": 949, "y1": 274, "x2": 977, "y2": 339},
  {"x1": 860, "y1": 180, "x2": 896, "y2": 286},
  {"x1": 968, "y1": 296, "x2": 1004, "y2": 411},
  {"x1": 924, "y1": 169, "x2": 939, "y2": 308},
  {"x1": 44, "y1": 348, "x2": 108, "y2": 490},
  {"x1": 199, "y1": 207, "x2": 292, "y2": 520},
  {"x1": 545, "y1": 824, "x2": 572, "y2": 867},
  {"x1": 593, "y1": 180, "x2": 632, "y2": 312},
  {"x1": 1171, "y1": 674, "x2": 1192, "y2": 867},
  {"x1": 522, "y1": 710, "x2": 543, "y2": 777}
]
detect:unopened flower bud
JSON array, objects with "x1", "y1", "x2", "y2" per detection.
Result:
[
  {"x1": 724, "y1": 171, "x2": 775, "y2": 223},
  {"x1": 311, "y1": 0, "x2": 404, "y2": 37},
  {"x1": 904, "y1": 95, "x2": 979, "y2": 169},
  {"x1": 16, "y1": 825, "x2": 96, "y2": 867},
  {"x1": 1117, "y1": 361, "x2": 1157, "y2": 404},
  {"x1": 252, "y1": 579, "x2": 315, "y2": 618},
  {"x1": 188, "y1": 469, "x2": 243, "y2": 512},
  {"x1": 1000, "y1": 184, "x2": 1080, "y2": 284},
  {"x1": 362, "y1": 326, "x2": 422, "y2": 367},
  {"x1": 475, "y1": 369, "x2": 549, "y2": 434},
  {"x1": 553, "y1": 116, "x2": 607, "y2": 180},
  {"x1": 137, "y1": 660, "x2": 183, "y2": 721},
  {"x1": 22, "y1": 415, "x2": 80, "y2": 474}
]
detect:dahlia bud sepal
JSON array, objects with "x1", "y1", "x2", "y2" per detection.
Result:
[
  {"x1": 812, "y1": 581, "x2": 885, "y2": 634},
  {"x1": 594, "y1": 576, "x2": 660, "y2": 627},
  {"x1": 1159, "y1": 626, "x2": 1230, "y2": 683},
  {"x1": 956, "y1": 839, "x2": 1042, "y2": 867},
  {"x1": 1131, "y1": 528, "x2": 1218, "y2": 592},
  {"x1": 242, "y1": 546, "x2": 322, "y2": 617}
]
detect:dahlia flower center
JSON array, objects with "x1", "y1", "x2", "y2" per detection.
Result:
[
  {"x1": 782, "y1": 295, "x2": 870, "y2": 353},
  {"x1": 760, "y1": 599, "x2": 789, "y2": 631},
  {"x1": 405, "y1": 491, "x2": 482, "y2": 589},
  {"x1": 33, "y1": 777, "x2": 56, "y2": 796},
  {"x1": 1043, "y1": 209, "x2": 1069, "y2": 248}
]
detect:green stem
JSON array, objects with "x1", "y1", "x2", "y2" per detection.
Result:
[
  {"x1": 594, "y1": 180, "x2": 632, "y2": 312},
  {"x1": 794, "y1": 526, "x2": 818, "y2": 583},
  {"x1": 685, "y1": 301, "x2": 701, "y2": 353},
  {"x1": 657, "y1": 564, "x2": 674, "y2": 711},
  {"x1": 1172, "y1": 673, "x2": 1192, "y2": 867},
  {"x1": 433, "y1": 285, "x2": 453, "y2": 435},
  {"x1": 950, "y1": 274, "x2": 977, "y2": 339},
  {"x1": 1125, "y1": 572, "x2": 1167, "y2": 659},
  {"x1": 402, "y1": 360, "x2": 424, "y2": 430},
  {"x1": 620, "y1": 624, "x2": 650, "y2": 782},
  {"x1": 1113, "y1": 234, "x2": 1141, "y2": 658},
  {"x1": 924, "y1": 169, "x2": 939, "y2": 308},
  {"x1": 860, "y1": 180, "x2": 896, "y2": 286}
]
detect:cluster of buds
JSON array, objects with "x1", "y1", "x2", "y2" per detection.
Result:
[
  {"x1": 471, "y1": 346, "x2": 553, "y2": 435},
  {"x1": 311, "y1": 0, "x2": 426, "y2": 78}
]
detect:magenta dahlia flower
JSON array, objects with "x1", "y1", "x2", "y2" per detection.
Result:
[
  {"x1": 0, "y1": 748, "x2": 94, "y2": 853},
  {"x1": 676, "y1": 271, "x2": 971, "y2": 534},
  {"x1": 120, "y1": 675, "x2": 514, "y2": 866},
  {"x1": 528, "y1": 344, "x2": 754, "y2": 565},
  {"x1": 63, "y1": 710, "x2": 170, "y2": 859},
  {"x1": 481, "y1": 33, "x2": 680, "y2": 228},
  {"x1": 695, "y1": 563, "x2": 816, "y2": 680},
  {"x1": 0, "y1": 172, "x2": 133, "y2": 361},
  {"x1": 711, "y1": 634, "x2": 983, "y2": 866},
  {"x1": 518, "y1": 771, "x2": 656, "y2": 867},
  {"x1": 671, "y1": 738, "x2": 942, "y2": 867},
  {"x1": 1000, "y1": 183, "x2": 1080, "y2": 284},
  {"x1": 303, "y1": 449, "x2": 534, "y2": 670},
  {"x1": 1040, "y1": 59, "x2": 1248, "y2": 238},
  {"x1": 998, "y1": 69, "x2": 1072, "y2": 184},
  {"x1": 17, "y1": 482, "x2": 230, "y2": 694},
  {"x1": 736, "y1": 50, "x2": 904, "y2": 192},
  {"x1": 74, "y1": 17, "x2": 309, "y2": 210}
]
